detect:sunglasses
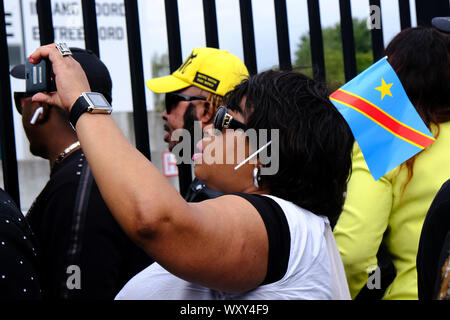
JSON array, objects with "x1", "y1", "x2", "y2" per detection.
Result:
[
  {"x1": 13, "y1": 92, "x2": 34, "y2": 115},
  {"x1": 213, "y1": 106, "x2": 246, "y2": 131},
  {"x1": 212, "y1": 106, "x2": 271, "y2": 171},
  {"x1": 165, "y1": 92, "x2": 206, "y2": 114}
]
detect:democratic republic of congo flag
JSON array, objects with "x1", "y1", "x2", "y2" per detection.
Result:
[{"x1": 329, "y1": 57, "x2": 435, "y2": 181}]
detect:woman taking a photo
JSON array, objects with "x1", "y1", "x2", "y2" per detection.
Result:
[{"x1": 29, "y1": 44, "x2": 353, "y2": 299}]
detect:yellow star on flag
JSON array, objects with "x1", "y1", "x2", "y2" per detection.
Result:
[{"x1": 375, "y1": 78, "x2": 393, "y2": 100}]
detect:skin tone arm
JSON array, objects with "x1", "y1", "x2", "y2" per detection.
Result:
[{"x1": 29, "y1": 44, "x2": 269, "y2": 293}]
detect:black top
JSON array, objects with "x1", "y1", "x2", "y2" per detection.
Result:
[
  {"x1": 434, "y1": 231, "x2": 450, "y2": 300},
  {"x1": 0, "y1": 188, "x2": 41, "y2": 300},
  {"x1": 185, "y1": 182, "x2": 291, "y2": 285},
  {"x1": 233, "y1": 193, "x2": 291, "y2": 285},
  {"x1": 26, "y1": 149, "x2": 153, "y2": 300},
  {"x1": 417, "y1": 179, "x2": 450, "y2": 300}
]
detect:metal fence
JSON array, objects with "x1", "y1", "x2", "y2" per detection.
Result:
[{"x1": 1, "y1": 0, "x2": 449, "y2": 209}]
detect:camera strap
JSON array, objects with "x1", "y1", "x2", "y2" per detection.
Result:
[{"x1": 61, "y1": 159, "x2": 94, "y2": 299}]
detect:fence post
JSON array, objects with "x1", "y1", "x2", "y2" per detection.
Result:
[
  {"x1": 165, "y1": 0, "x2": 182, "y2": 72},
  {"x1": 0, "y1": 0, "x2": 21, "y2": 208},
  {"x1": 307, "y1": 0, "x2": 325, "y2": 83},
  {"x1": 203, "y1": 0, "x2": 219, "y2": 49},
  {"x1": 339, "y1": 0, "x2": 357, "y2": 81},
  {"x1": 164, "y1": 0, "x2": 192, "y2": 197},
  {"x1": 369, "y1": 0, "x2": 384, "y2": 62},
  {"x1": 124, "y1": 0, "x2": 151, "y2": 161},
  {"x1": 274, "y1": 0, "x2": 292, "y2": 71},
  {"x1": 81, "y1": 0, "x2": 100, "y2": 57},
  {"x1": 36, "y1": 0, "x2": 54, "y2": 45},
  {"x1": 239, "y1": 0, "x2": 257, "y2": 75},
  {"x1": 415, "y1": 0, "x2": 450, "y2": 26},
  {"x1": 398, "y1": 0, "x2": 411, "y2": 30}
]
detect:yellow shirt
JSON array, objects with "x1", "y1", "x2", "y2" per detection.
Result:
[{"x1": 334, "y1": 121, "x2": 450, "y2": 300}]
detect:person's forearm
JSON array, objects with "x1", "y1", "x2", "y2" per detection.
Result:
[
  {"x1": 75, "y1": 112, "x2": 187, "y2": 241},
  {"x1": 28, "y1": 45, "x2": 189, "y2": 249}
]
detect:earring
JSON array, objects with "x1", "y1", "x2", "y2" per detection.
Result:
[
  {"x1": 30, "y1": 106, "x2": 44, "y2": 125},
  {"x1": 253, "y1": 166, "x2": 261, "y2": 189}
]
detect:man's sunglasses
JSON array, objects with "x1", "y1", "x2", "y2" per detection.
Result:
[
  {"x1": 213, "y1": 106, "x2": 246, "y2": 131},
  {"x1": 13, "y1": 91, "x2": 34, "y2": 115},
  {"x1": 165, "y1": 92, "x2": 206, "y2": 114}
]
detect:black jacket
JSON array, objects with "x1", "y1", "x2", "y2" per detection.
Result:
[
  {"x1": 0, "y1": 188, "x2": 41, "y2": 300},
  {"x1": 417, "y1": 179, "x2": 450, "y2": 300},
  {"x1": 26, "y1": 149, "x2": 153, "y2": 300}
]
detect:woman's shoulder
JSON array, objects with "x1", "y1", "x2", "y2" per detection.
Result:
[
  {"x1": 261, "y1": 194, "x2": 328, "y2": 223},
  {"x1": 232, "y1": 193, "x2": 328, "y2": 238}
]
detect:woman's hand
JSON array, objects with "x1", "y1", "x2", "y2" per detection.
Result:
[{"x1": 29, "y1": 43, "x2": 91, "y2": 112}]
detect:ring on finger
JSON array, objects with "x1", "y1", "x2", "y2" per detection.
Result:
[{"x1": 55, "y1": 43, "x2": 72, "y2": 57}]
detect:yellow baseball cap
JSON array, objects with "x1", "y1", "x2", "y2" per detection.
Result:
[{"x1": 146, "y1": 47, "x2": 249, "y2": 97}]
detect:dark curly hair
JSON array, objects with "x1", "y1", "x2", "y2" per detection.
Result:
[
  {"x1": 224, "y1": 70, "x2": 354, "y2": 224},
  {"x1": 385, "y1": 27, "x2": 450, "y2": 190}
]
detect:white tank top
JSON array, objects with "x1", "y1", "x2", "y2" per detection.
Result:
[{"x1": 115, "y1": 195, "x2": 350, "y2": 300}]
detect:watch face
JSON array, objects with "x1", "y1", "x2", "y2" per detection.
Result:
[{"x1": 85, "y1": 92, "x2": 110, "y2": 108}]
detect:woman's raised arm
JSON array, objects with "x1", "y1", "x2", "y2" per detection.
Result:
[{"x1": 29, "y1": 44, "x2": 269, "y2": 293}]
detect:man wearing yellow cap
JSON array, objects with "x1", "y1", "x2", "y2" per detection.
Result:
[{"x1": 146, "y1": 47, "x2": 249, "y2": 202}]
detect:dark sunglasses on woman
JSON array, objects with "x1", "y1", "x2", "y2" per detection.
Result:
[
  {"x1": 213, "y1": 106, "x2": 246, "y2": 131},
  {"x1": 165, "y1": 92, "x2": 206, "y2": 114}
]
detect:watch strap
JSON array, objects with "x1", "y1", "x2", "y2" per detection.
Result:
[{"x1": 69, "y1": 95, "x2": 90, "y2": 128}]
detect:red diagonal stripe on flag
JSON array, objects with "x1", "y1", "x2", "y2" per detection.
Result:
[{"x1": 330, "y1": 89, "x2": 435, "y2": 149}]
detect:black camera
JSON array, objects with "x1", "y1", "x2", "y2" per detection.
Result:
[{"x1": 25, "y1": 58, "x2": 56, "y2": 94}]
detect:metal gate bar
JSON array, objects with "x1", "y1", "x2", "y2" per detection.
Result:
[
  {"x1": 369, "y1": 0, "x2": 384, "y2": 62},
  {"x1": 36, "y1": 0, "x2": 54, "y2": 45},
  {"x1": 274, "y1": 0, "x2": 292, "y2": 71},
  {"x1": 239, "y1": 0, "x2": 257, "y2": 75},
  {"x1": 415, "y1": 0, "x2": 450, "y2": 26},
  {"x1": 124, "y1": 0, "x2": 151, "y2": 161},
  {"x1": 203, "y1": 0, "x2": 219, "y2": 49},
  {"x1": 398, "y1": 0, "x2": 412, "y2": 30},
  {"x1": 81, "y1": 0, "x2": 100, "y2": 57},
  {"x1": 0, "y1": 0, "x2": 20, "y2": 208},
  {"x1": 339, "y1": 0, "x2": 357, "y2": 82},
  {"x1": 164, "y1": 0, "x2": 192, "y2": 197},
  {"x1": 307, "y1": 0, "x2": 325, "y2": 82}
]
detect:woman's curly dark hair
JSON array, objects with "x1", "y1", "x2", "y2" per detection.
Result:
[
  {"x1": 224, "y1": 70, "x2": 354, "y2": 224},
  {"x1": 386, "y1": 27, "x2": 450, "y2": 124},
  {"x1": 385, "y1": 27, "x2": 450, "y2": 191}
]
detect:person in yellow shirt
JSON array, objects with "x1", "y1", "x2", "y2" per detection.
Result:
[{"x1": 334, "y1": 26, "x2": 450, "y2": 300}]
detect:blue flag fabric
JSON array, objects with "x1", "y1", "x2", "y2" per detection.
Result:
[{"x1": 329, "y1": 57, "x2": 435, "y2": 180}]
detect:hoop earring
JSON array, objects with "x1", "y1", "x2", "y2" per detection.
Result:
[{"x1": 253, "y1": 166, "x2": 261, "y2": 189}]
